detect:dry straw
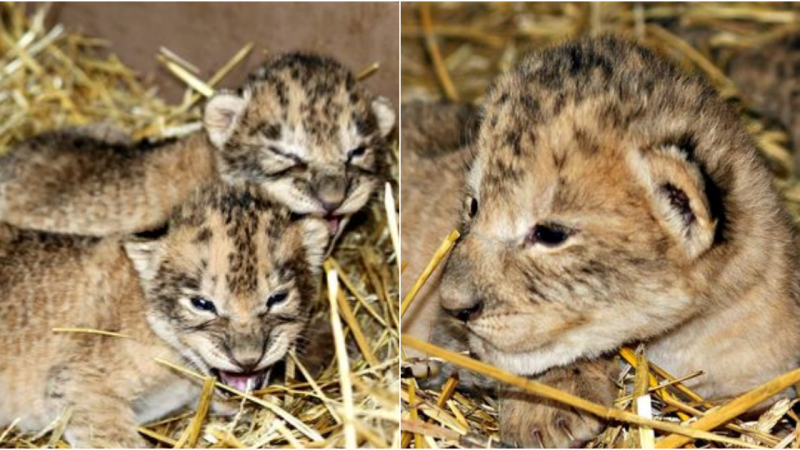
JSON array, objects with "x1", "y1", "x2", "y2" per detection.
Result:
[
  {"x1": 401, "y1": 2, "x2": 800, "y2": 448},
  {"x1": 0, "y1": 3, "x2": 398, "y2": 448}
]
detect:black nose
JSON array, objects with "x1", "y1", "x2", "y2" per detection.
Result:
[
  {"x1": 444, "y1": 301, "x2": 483, "y2": 322},
  {"x1": 233, "y1": 357, "x2": 260, "y2": 373},
  {"x1": 320, "y1": 199, "x2": 343, "y2": 213},
  {"x1": 314, "y1": 174, "x2": 347, "y2": 213}
]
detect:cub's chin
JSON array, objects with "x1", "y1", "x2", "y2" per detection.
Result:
[{"x1": 468, "y1": 334, "x2": 590, "y2": 377}]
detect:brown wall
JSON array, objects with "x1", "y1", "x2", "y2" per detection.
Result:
[{"x1": 46, "y1": 2, "x2": 399, "y2": 108}]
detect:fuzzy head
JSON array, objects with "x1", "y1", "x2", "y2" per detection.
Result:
[
  {"x1": 203, "y1": 53, "x2": 395, "y2": 235},
  {"x1": 125, "y1": 183, "x2": 329, "y2": 391},
  {"x1": 438, "y1": 36, "x2": 782, "y2": 376}
]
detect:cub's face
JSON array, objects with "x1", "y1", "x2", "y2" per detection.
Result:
[
  {"x1": 440, "y1": 78, "x2": 719, "y2": 377},
  {"x1": 126, "y1": 184, "x2": 328, "y2": 392},
  {"x1": 203, "y1": 53, "x2": 395, "y2": 235}
]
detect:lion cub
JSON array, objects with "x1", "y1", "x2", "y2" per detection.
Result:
[
  {"x1": 0, "y1": 183, "x2": 328, "y2": 447},
  {"x1": 0, "y1": 52, "x2": 395, "y2": 236},
  {"x1": 403, "y1": 36, "x2": 800, "y2": 447}
]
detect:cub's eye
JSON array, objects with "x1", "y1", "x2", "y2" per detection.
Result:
[
  {"x1": 467, "y1": 197, "x2": 479, "y2": 219},
  {"x1": 347, "y1": 146, "x2": 367, "y2": 161},
  {"x1": 528, "y1": 223, "x2": 571, "y2": 247},
  {"x1": 267, "y1": 291, "x2": 289, "y2": 308},
  {"x1": 267, "y1": 145, "x2": 304, "y2": 166},
  {"x1": 190, "y1": 296, "x2": 216, "y2": 313}
]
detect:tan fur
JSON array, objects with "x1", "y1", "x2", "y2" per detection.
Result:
[
  {"x1": 0, "y1": 131, "x2": 216, "y2": 235},
  {"x1": 0, "y1": 53, "x2": 395, "y2": 237},
  {"x1": 402, "y1": 36, "x2": 800, "y2": 447},
  {"x1": 0, "y1": 183, "x2": 328, "y2": 447},
  {"x1": 499, "y1": 359, "x2": 618, "y2": 448}
]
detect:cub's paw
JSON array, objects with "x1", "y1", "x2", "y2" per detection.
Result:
[
  {"x1": 409, "y1": 359, "x2": 496, "y2": 396},
  {"x1": 498, "y1": 358, "x2": 618, "y2": 448},
  {"x1": 499, "y1": 394, "x2": 605, "y2": 448}
]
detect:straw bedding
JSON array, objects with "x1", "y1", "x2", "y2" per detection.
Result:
[
  {"x1": 0, "y1": 4, "x2": 399, "y2": 448},
  {"x1": 401, "y1": 2, "x2": 800, "y2": 448}
]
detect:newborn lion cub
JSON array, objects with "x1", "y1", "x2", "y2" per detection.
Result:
[
  {"x1": 0, "y1": 183, "x2": 328, "y2": 447},
  {"x1": 0, "y1": 52, "x2": 395, "y2": 237},
  {"x1": 403, "y1": 36, "x2": 800, "y2": 447}
]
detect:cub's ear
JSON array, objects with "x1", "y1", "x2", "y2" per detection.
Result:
[
  {"x1": 371, "y1": 96, "x2": 396, "y2": 138},
  {"x1": 297, "y1": 217, "x2": 330, "y2": 274},
  {"x1": 124, "y1": 239, "x2": 165, "y2": 284},
  {"x1": 630, "y1": 145, "x2": 717, "y2": 260},
  {"x1": 204, "y1": 89, "x2": 250, "y2": 149}
]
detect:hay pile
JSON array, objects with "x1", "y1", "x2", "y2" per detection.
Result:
[
  {"x1": 401, "y1": 2, "x2": 800, "y2": 448},
  {"x1": 0, "y1": 3, "x2": 399, "y2": 448}
]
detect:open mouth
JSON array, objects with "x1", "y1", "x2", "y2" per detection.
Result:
[
  {"x1": 211, "y1": 368, "x2": 270, "y2": 393},
  {"x1": 325, "y1": 214, "x2": 343, "y2": 235}
]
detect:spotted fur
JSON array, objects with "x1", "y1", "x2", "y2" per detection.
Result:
[
  {"x1": 0, "y1": 183, "x2": 328, "y2": 447},
  {"x1": 206, "y1": 53, "x2": 395, "y2": 217},
  {"x1": 404, "y1": 36, "x2": 800, "y2": 447},
  {"x1": 0, "y1": 53, "x2": 395, "y2": 236}
]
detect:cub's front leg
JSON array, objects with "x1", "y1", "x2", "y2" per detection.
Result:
[
  {"x1": 46, "y1": 365, "x2": 148, "y2": 448},
  {"x1": 499, "y1": 357, "x2": 618, "y2": 448}
]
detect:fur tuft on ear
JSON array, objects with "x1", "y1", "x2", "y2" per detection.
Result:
[
  {"x1": 204, "y1": 90, "x2": 250, "y2": 149},
  {"x1": 371, "y1": 96, "x2": 396, "y2": 138},
  {"x1": 123, "y1": 239, "x2": 165, "y2": 285},
  {"x1": 629, "y1": 145, "x2": 717, "y2": 259},
  {"x1": 297, "y1": 218, "x2": 330, "y2": 274}
]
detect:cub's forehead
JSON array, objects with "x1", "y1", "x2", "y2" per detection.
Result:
[
  {"x1": 169, "y1": 185, "x2": 296, "y2": 255},
  {"x1": 242, "y1": 54, "x2": 378, "y2": 141},
  {"x1": 469, "y1": 84, "x2": 648, "y2": 226},
  {"x1": 171, "y1": 185, "x2": 285, "y2": 226},
  {"x1": 469, "y1": 37, "x2": 676, "y2": 200},
  {"x1": 471, "y1": 88, "x2": 623, "y2": 199},
  {"x1": 164, "y1": 186, "x2": 304, "y2": 294}
]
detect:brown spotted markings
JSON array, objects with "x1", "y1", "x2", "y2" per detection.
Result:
[
  {"x1": 403, "y1": 36, "x2": 800, "y2": 448},
  {"x1": 0, "y1": 52, "x2": 395, "y2": 237},
  {"x1": 0, "y1": 183, "x2": 329, "y2": 447}
]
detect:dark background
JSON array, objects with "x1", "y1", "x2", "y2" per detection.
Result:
[{"x1": 44, "y1": 2, "x2": 399, "y2": 108}]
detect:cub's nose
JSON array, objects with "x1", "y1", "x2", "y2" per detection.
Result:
[
  {"x1": 314, "y1": 175, "x2": 347, "y2": 213},
  {"x1": 439, "y1": 252, "x2": 483, "y2": 321},
  {"x1": 232, "y1": 355, "x2": 261, "y2": 373},
  {"x1": 443, "y1": 300, "x2": 484, "y2": 322},
  {"x1": 227, "y1": 340, "x2": 265, "y2": 372}
]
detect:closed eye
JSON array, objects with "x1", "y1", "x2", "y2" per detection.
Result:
[
  {"x1": 267, "y1": 145, "x2": 305, "y2": 165},
  {"x1": 264, "y1": 166, "x2": 296, "y2": 179},
  {"x1": 264, "y1": 146, "x2": 307, "y2": 178}
]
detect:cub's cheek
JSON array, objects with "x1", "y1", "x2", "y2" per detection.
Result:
[
  {"x1": 468, "y1": 313, "x2": 570, "y2": 353},
  {"x1": 337, "y1": 178, "x2": 378, "y2": 215},
  {"x1": 182, "y1": 334, "x2": 237, "y2": 372},
  {"x1": 279, "y1": 322, "x2": 307, "y2": 346},
  {"x1": 261, "y1": 179, "x2": 322, "y2": 215}
]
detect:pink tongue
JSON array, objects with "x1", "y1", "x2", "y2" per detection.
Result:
[
  {"x1": 327, "y1": 217, "x2": 340, "y2": 234},
  {"x1": 220, "y1": 371, "x2": 259, "y2": 392}
]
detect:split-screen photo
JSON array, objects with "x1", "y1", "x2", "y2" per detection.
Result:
[{"x1": 2, "y1": 1, "x2": 800, "y2": 449}]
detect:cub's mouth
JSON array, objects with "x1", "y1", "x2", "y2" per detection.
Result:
[
  {"x1": 211, "y1": 368, "x2": 271, "y2": 393},
  {"x1": 325, "y1": 214, "x2": 344, "y2": 235}
]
